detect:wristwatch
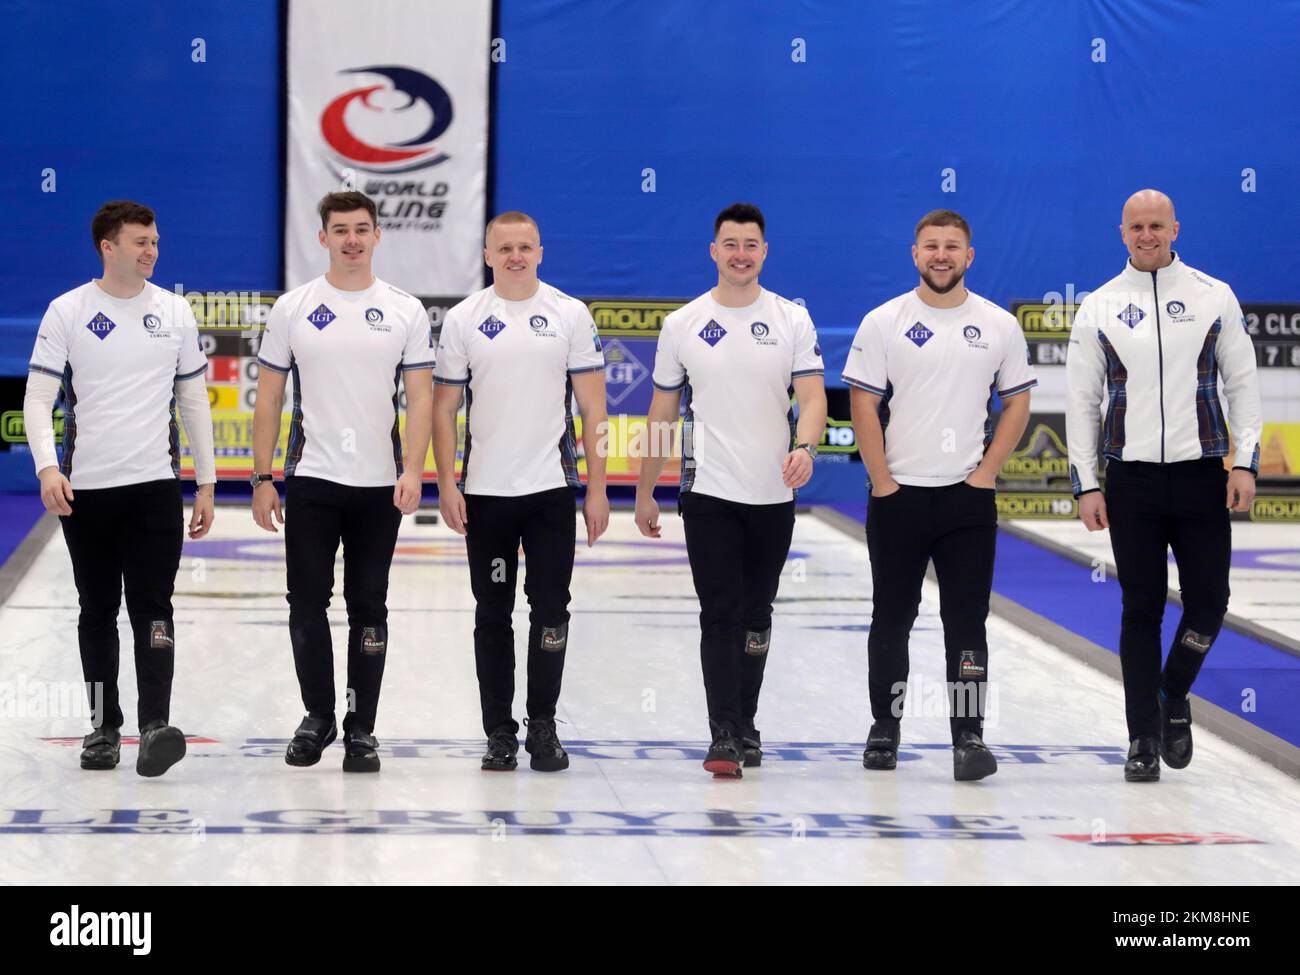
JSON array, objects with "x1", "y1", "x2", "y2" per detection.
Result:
[
  {"x1": 250, "y1": 473, "x2": 274, "y2": 487},
  {"x1": 796, "y1": 443, "x2": 818, "y2": 460}
]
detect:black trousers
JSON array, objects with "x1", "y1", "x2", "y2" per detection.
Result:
[
  {"x1": 284, "y1": 476, "x2": 402, "y2": 734},
  {"x1": 464, "y1": 486, "x2": 577, "y2": 736},
  {"x1": 865, "y1": 481, "x2": 997, "y2": 744},
  {"x1": 1104, "y1": 458, "x2": 1231, "y2": 739},
  {"x1": 59, "y1": 478, "x2": 183, "y2": 730},
  {"x1": 680, "y1": 491, "x2": 795, "y2": 737}
]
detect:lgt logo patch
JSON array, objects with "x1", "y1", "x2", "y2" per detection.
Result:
[
  {"x1": 478, "y1": 315, "x2": 506, "y2": 339},
  {"x1": 698, "y1": 320, "x2": 726, "y2": 347},
  {"x1": 1117, "y1": 304, "x2": 1145, "y2": 329},
  {"x1": 307, "y1": 304, "x2": 336, "y2": 330},
  {"x1": 86, "y1": 313, "x2": 117, "y2": 340},
  {"x1": 905, "y1": 322, "x2": 933, "y2": 347}
]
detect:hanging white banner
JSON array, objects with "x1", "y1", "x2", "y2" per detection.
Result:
[{"x1": 285, "y1": 0, "x2": 489, "y2": 294}]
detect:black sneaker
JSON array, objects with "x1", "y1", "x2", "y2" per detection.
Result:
[
  {"x1": 524, "y1": 718, "x2": 569, "y2": 772},
  {"x1": 1160, "y1": 694, "x2": 1193, "y2": 770},
  {"x1": 285, "y1": 714, "x2": 337, "y2": 767},
  {"x1": 80, "y1": 727, "x2": 121, "y2": 771},
  {"x1": 1124, "y1": 735, "x2": 1161, "y2": 782},
  {"x1": 342, "y1": 730, "x2": 381, "y2": 773},
  {"x1": 482, "y1": 726, "x2": 519, "y2": 771},
  {"x1": 136, "y1": 720, "x2": 187, "y2": 777},
  {"x1": 862, "y1": 720, "x2": 900, "y2": 771},
  {"x1": 704, "y1": 727, "x2": 743, "y2": 777},
  {"x1": 741, "y1": 727, "x2": 762, "y2": 768},
  {"x1": 953, "y1": 730, "x2": 998, "y2": 782}
]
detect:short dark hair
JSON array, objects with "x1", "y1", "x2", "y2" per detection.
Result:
[
  {"x1": 914, "y1": 209, "x2": 971, "y2": 243},
  {"x1": 318, "y1": 191, "x2": 378, "y2": 230},
  {"x1": 714, "y1": 203, "x2": 765, "y2": 239},
  {"x1": 91, "y1": 200, "x2": 156, "y2": 258}
]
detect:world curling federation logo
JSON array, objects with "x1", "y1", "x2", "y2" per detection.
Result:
[{"x1": 321, "y1": 66, "x2": 453, "y2": 173}]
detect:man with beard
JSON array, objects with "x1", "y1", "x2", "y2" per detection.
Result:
[
  {"x1": 1066, "y1": 189, "x2": 1261, "y2": 782},
  {"x1": 843, "y1": 209, "x2": 1034, "y2": 781}
]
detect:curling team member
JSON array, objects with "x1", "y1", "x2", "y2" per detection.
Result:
[
  {"x1": 252, "y1": 191, "x2": 433, "y2": 773},
  {"x1": 433, "y1": 211, "x2": 608, "y2": 773},
  {"x1": 845, "y1": 209, "x2": 1034, "y2": 782},
  {"x1": 635, "y1": 203, "x2": 826, "y2": 778},
  {"x1": 1066, "y1": 189, "x2": 1261, "y2": 782},
  {"x1": 24, "y1": 199, "x2": 216, "y2": 776}
]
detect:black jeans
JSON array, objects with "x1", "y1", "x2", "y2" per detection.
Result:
[
  {"x1": 59, "y1": 478, "x2": 183, "y2": 730},
  {"x1": 680, "y1": 491, "x2": 796, "y2": 737},
  {"x1": 464, "y1": 486, "x2": 577, "y2": 736},
  {"x1": 1104, "y1": 458, "x2": 1231, "y2": 739},
  {"x1": 865, "y1": 481, "x2": 997, "y2": 744},
  {"x1": 284, "y1": 476, "x2": 402, "y2": 734}
]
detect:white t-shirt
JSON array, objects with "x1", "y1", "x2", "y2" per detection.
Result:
[
  {"x1": 652, "y1": 288, "x2": 824, "y2": 505},
  {"x1": 258, "y1": 276, "x2": 433, "y2": 487},
  {"x1": 434, "y1": 281, "x2": 605, "y2": 497},
  {"x1": 842, "y1": 289, "x2": 1037, "y2": 487},
  {"x1": 28, "y1": 280, "x2": 208, "y2": 490}
]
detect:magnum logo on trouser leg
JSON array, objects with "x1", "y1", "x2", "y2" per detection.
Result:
[
  {"x1": 541, "y1": 622, "x2": 568, "y2": 652},
  {"x1": 361, "y1": 627, "x2": 386, "y2": 655}
]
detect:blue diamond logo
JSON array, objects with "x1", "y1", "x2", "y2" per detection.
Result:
[
  {"x1": 1118, "y1": 303, "x2": 1145, "y2": 329},
  {"x1": 478, "y1": 315, "x2": 506, "y2": 339},
  {"x1": 602, "y1": 338, "x2": 649, "y2": 408},
  {"x1": 86, "y1": 312, "x2": 117, "y2": 340},
  {"x1": 307, "y1": 304, "x2": 336, "y2": 330},
  {"x1": 905, "y1": 322, "x2": 933, "y2": 347},
  {"x1": 698, "y1": 320, "x2": 726, "y2": 346}
]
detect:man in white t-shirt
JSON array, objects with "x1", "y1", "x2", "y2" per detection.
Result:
[
  {"x1": 22, "y1": 199, "x2": 216, "y2": 777},
  {"x1": 251, "y1": 191, "x2": 433, "y2": 773},
  {"x1": 635, "y1": 203, "x2": 827, "y2": 778},
  {"x1": 843, "y1": 209, "x2": 1035, "y2": 781},
  {"x1": 434, "y1": 211, "x2": 608, "y2": 773}
]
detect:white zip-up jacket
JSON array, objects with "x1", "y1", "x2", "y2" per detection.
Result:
[{"x1": 1066, "y1": 253, "x2": 1262, "y2": 496}]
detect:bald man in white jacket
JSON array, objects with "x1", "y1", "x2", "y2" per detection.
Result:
[{"x1": 1066, "y1": 189, "x2": 1261, "y2": 783}]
